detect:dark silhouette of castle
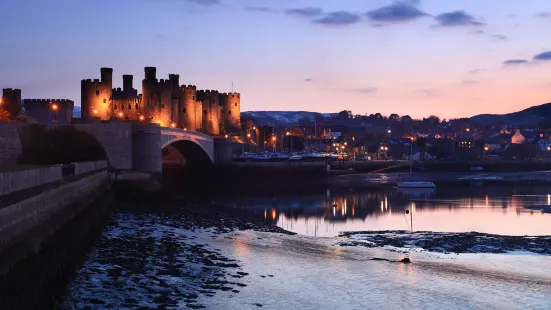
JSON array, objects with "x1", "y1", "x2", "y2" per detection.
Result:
[{"x1": 81, "y1": 67, "x2": 241, "y2": 135}]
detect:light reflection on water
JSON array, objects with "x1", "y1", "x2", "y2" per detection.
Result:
[{"x1": 229, "y1": 183, "x2": 551, "y2": 237}]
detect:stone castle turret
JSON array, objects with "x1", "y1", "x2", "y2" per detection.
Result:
[
  {"x1": 1, "y1": 88, "x2": 22, "y2": 119},
  {"x1": 81, "y1": 67, "x2": 113, "y2": 120},
  {"x1": 219, "y1": 92, "x2": 241, "y2": 133},
  {"x1": 197, "y1": 90, "x2": 220, "y2": 135}
]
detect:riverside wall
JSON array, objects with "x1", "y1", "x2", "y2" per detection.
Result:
[{"x1": 0, "y1": 168, "x2": 110, "y2": 277}]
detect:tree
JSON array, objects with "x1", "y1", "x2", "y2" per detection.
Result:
[
  {"x1": 0, "y1": 108, "x2": 11, "y2": 121},
  {"x1": 401, "y1": 115, "x2": 413, "y2": 122},
  {"x1": 338, "y1": 110, "x2": 352, "y2": 119}
]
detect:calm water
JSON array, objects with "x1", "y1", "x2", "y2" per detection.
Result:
[{"x1": 220, "y1": 183, "x2": 551, "y2": 237}]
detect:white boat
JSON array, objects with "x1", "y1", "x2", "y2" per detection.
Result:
[{"x1": 397, "y1": 137, "x2": 436, "y2": 189}]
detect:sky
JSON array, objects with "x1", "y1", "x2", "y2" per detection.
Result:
[{"x1": 1, "y1": 0, "x2": 551, "y2": 119}]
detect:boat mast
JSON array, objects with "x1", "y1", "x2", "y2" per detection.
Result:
[{"x1": 409, "y1": 137, "x2": 413, "y2": 181}]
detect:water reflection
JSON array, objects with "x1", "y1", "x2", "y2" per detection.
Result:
[{"x1": 223, "y1": 183, "x2": 551, "y2": 237}]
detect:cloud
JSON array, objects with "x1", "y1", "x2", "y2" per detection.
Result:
[
  {"x1": 468, "y1": 69, "x2": 484, "y2": 74},
  {"x1": 186, "y1": 0, "x2": 219, "y2": 5},
  {"x1": 536, "y1": 12, "x2": 551, "y2": 19},
  {"x1": 533, "y1": 51, "x2": 551, "y2": 61},
  {"x1": 434, "y1": 11, "x2": 485, "y2": 27},
  {"x1": 419, "y1": 89, "x2": 440, "y2": 98},
  {"x1": 353, "y1": 87, "x2": 378, "y2": 93},
  {"x1": 314, "y1": 11, "x2": 361, "y2": 26},
  {"x1": 285, "y1": 7, "x2": 324, "y2": 18},
  {"x1": 304, "y1": 78, "x2": 312, "y2": 82},
  {"x1": 470, "y1": 29, "x2": 485, "y2": 35},
  {"x1": 461, "y1": 80, "x2": 478, "y2": 85},
  {"x1": 246, "y1": 6, "x2": 277, "y2": 13},
  {"x1": 491, "y1": 34, "x2": 507, "y2": 41},
  {"x1": 503, "y1": 59, "x2": 528, "y2": 65},
  {"x1": 365, "y1": 3, "x2": 427, "y2": 23}
]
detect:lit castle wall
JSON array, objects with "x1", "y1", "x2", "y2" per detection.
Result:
[{"x1": 81, "y1": 67, "x2": 240, "y2": 135}]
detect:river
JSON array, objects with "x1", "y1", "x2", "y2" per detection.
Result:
[{"x1": 59, "y1": 181, "x2": 551, "y2": 309}]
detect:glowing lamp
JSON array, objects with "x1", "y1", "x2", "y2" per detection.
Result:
[
  {"x1": 225, "y1": 134, "x2": 228, "y2": 138},
  {"x1": 247, "y1": 133, "x2": 251, "y2": 138},
  {"x1": 93, "y1": 109, "x2": 98, "y2": 114},
  {"x1": 51, "y1": 104, "x2": 58, "y2": 111},
  {"x1": 139, "y1": 115, "x2": 145, "y2": 121},
  {"x1": 170, "y1": 123, "x2": 176, "y2": 128}
]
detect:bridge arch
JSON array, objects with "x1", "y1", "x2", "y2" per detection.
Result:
[{"x1": 160, "y1": 129, "x2": 215, "y2": 169}]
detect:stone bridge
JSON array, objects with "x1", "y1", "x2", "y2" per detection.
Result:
[
  {"x1": 0, "y1": 122, "x2": 232, "y2": 174},
  {"x1": 71, "y1": 123, "x2": 232, "y2": 174}
]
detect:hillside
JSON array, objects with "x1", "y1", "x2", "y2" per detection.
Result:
[
  {"x1": 241, "y1": 111, "x2": 336, "y2": 126},
  {"x1": 470, "y1": 102, "x2": 551, "y2": 125}
]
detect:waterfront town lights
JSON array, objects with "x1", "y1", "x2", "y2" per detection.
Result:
[
  {"x1": 139, "y1": 115, "x2": 144, "y2": 121},
  {"x1": 272, "y1": 136, "x2": 276, "y2": 141},
  {"x1": 93, "y1": 109, "x2": 98, "y2": 115},
  {"x1": 247, "y1": 133, "x2": 251, "y2": 138},
  {"x1": 170, "y1": 122, "x2": 176, "y2": 128},
  {"x1": 225, "y1": 134, "x2": 228, "y2": 138},
  {"x1": 51, "y1": 104, "x2": 58, "y2": 111},
  {"x1": 484, "y1": 146, "x2": 489, "y2": 151},
  {"x1": 118, "y1": 112, "x2": 123, "y2": 118}
]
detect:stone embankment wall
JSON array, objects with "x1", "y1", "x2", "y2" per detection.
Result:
[
  {"x1": 0, "y1": 165, "x2": 62, "y2": 196},
  {"x1": 0, "y1": 122, "x2": 25, "y2": 164},
  {"x1": 0, "y1": 163, "x2": 110, "y2": 277}
]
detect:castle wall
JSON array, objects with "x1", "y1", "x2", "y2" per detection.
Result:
[{"x1": 23, "y1": 99, "x2": 74, "y2": 124}]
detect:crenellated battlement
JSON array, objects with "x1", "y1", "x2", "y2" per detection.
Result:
[
  {"x1": 23, "y1": 99, "x2": 74, "y2": 104},
  {"x1": 197, "y1": 89, "x2": 220, "y2": 98},
  {"x1": 180, "y1": 85, "x2": 197, "y2": 91}
]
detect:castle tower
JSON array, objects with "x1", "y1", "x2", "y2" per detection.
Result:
[
  {"x1": 81, "y1": 67, "x2": 113, "y2": 120},
  {"x1": 197, "y1": 90, "x2": 220, "y2": 135},
  {"x1": 112, "y1": 74, "x2": 141, "y2": 120},
  {"x1": 1, "y1": 88, "x2": 22, "y2": 120},
  {"x1": 178, "y1": 85, "x2": 203, "y2": 130},
  {"x1": 169, "y1": 74, "x2": 180, "y2": 126},
  {"x1": 219, "y1": 92, "x2": 241, "y2": 133},
  {"x1": 142, "y1": 67, "x2": 158, "y2": 122}
]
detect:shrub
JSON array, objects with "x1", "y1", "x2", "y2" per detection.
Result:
[{"x1": 18, "y1": 125, "x2": 107, "y2": 165}]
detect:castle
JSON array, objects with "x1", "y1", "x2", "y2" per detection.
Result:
[{"x1": 81, "y1": 67, "x2": 241, "y2": 135}]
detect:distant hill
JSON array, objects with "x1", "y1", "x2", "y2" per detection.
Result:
[
  {"x1": 241, "y1": 111, "x2": 337, "y2": 126},
  {"x1": 73, "y1": 106, "x2": 81, "y2": 118},
  {"x1": 470, "y1": 102, "x2": 551, "y2": 125}
]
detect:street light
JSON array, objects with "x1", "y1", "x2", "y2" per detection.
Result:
[
  {"x1": 387, "y1": 129, "x2": 391, "y2": 134},
  {"x1": 139, "y1": 115, "x2": 145, "y2": 121},
  {"x1": 93, "y1": 108, "x2": 98, "y2": 115},
  {"x1": 170, "y1": 122, "x2": 176, "y2": 128},
  {"x1": 484, "y1": 146, "x2": 489, "y2": 151},
  {"x1": 51, "y1": 103, "x2": 58, "y2": 123},
  {"x1": 118, "y1": 112, "x2": 123, "y2": 118}
]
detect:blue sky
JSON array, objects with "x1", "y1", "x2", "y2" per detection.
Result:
[{"x1": 1, "y1": 0, "x2": 551, "y2": 118}]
